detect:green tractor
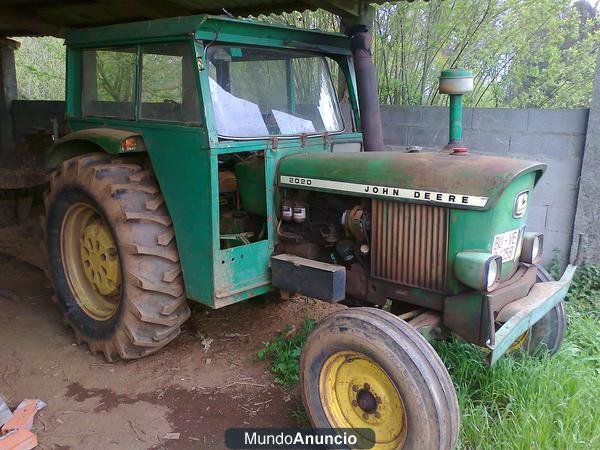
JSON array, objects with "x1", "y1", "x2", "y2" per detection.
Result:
[{"x1": 42, "y1": 14, "x2": 578, "y2": 449}]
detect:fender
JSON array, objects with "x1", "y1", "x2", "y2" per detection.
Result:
[{"x1": 46, "y1": 128, "x2": 145, "y2": 170}]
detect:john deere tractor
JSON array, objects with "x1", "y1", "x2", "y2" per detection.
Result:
[{"x1": 42, "y1": 14, "x2": 578, "y2": 449}]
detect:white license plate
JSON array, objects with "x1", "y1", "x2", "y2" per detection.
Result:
[{"x1": 492, "y1": 227, "x2": 523, "y2": 262}]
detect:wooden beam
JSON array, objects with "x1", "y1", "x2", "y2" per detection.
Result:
[{"x1": 0, "y1": 9, "x2": 66, "y2": 36}]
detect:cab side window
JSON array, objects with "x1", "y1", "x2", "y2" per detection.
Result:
[
  {"x1": 81, "y1": 47, "x2": 136, "y2": 119},
  {"x1": 140, "y1": 43, "x2": 200, "y2": 123}
]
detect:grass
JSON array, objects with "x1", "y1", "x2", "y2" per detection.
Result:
[
  {"x1": 257, "y1": 318, "x2": 316, "y2": 385},
  {"x1": 258, "y1": 265, "x2": 600, "y2": 448}
]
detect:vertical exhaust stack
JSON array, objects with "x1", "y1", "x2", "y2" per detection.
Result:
[
  {"x1": 347, "y1": 25, "x2": 385, "y2": 152},
  {"x1": 439, "y1": 69, "x2": 474, "y2": 152}
]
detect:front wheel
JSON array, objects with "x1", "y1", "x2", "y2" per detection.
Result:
[
  {"x1": 510, "y1": 266, "x2": 566, "y2": 356},
  {"x1": 300, "y1": 307, "x2": 459, "y2": 450}
]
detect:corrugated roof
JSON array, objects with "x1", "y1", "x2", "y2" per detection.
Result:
[{"x1": 0, "y1": 0, "x2": 384, "y2": 37}]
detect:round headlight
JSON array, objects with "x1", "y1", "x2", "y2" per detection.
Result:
[
  {"x1": 486, "y1": 258, "x2": 500, "y2": 290},
  {"x1": 520, "y1": 232, "x2": 543, "y2": 264},
  {"x1": 531, "y1": 237, "x2": 540, "y2": 261}
]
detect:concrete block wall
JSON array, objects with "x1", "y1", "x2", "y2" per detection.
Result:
[{"x1": 381, "y1": 105, "x2": 589, "y2": 266}]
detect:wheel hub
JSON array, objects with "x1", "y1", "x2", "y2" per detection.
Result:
[
  {"x1": 319, "y1": 351, "x2": 406, "y2": 449},
  {"x1": 80, "y1": 222, "x2": 121, "y2": 296},
  {"x1": 61, "y1": 203, "x2": 122, "y2": 321},
  {"x1": 356, "y1": 388, "x2": 378, "y2": 414}
]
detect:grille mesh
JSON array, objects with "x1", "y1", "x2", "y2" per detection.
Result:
[{"x1": 371, "y1": 200, "x2": 449, "y2": 293}]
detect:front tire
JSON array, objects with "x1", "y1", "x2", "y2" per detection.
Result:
[
  {"x1": 524, "y1": 266, "x2": 567, "y2": 355},
  {"x1": 45, "y1": 153, "x2": 190, "y2": 361},
  {"x1": 509, "y1": 266, "x2": 566, "y2": 357},
  {"x1": 300, "y1": 307, "x2": 459, "y2": 450}
]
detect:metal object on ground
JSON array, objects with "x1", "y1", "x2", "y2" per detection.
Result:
[{"x1": 271, "y1": 254, "x2": 346, "y2": 303}]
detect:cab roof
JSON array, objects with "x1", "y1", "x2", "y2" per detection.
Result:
[{"x1": 65, "y1": 14, "x2": 351, "y2": 55}]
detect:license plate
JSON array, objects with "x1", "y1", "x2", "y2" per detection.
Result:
[{"x1": 492, "y1": 227, "x2": 523, "y2": 262}]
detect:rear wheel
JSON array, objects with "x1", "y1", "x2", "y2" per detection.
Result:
[
  {"x1": 300, "y1": 307, "x2": 459, "y2": 450},
  {"x1": 44, "y1": 153, "x2": 190, "y2": 361},
  {"x1": 510, "y1": 266, "x2": 566, "y2": 356}
]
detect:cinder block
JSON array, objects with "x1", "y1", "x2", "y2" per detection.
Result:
[
  {"x1": 420, "y1": 106, "x2": 474, "y2": 130},
  {"x1": 383, "y1": 125, "x2": 408, "y2": 146},
  {"x1": 508, "y1": 132, "x2": 585, "y2": 159},
  {"x1": 462, "y1": 130, "x2": 510, "y2": 154},
  {"x1": 530, "y1": 182, "x2": 579, "y2": 209},
  {"x1": 472, "y1": 108, "x2": 529, "y2": 131},
  {"x1": 527, "y1": 108, "x2": 589, "y2": 134},
  {"x1": 380, "y1": 106, "x2": 421, "y2": 126},
  {"x1": 545, "y1": 206, "x2": 576, "y2": 234},
  {"x1": 407, "y1": 126, "x2": 448, "y2": 148},
  {"x1": 542, "y1": 160, "x2": 583, "y2": 185},
  {"x1": 540, "y1": 230, "x2": 572, "y2": 266},
  {"x1": 526, "y1": 205, "x2": 548, "y2": 232}
]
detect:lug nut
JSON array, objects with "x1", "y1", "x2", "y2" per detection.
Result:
[
  {"x1": 374, "y1": 412, "x2": 381, "y2": 419},
  {"x1": 352, "y1": 385, "x2": 359, "y2": 392},
  {"x1": 376, "y1": 396, "x2": 382, "y2": 404},
  {"x1": 352, "y1": 400, "x2": 358, "y2": 407},
  {"x1": 363, "y1": 413, "x2": 369, "y2": 420},
  {"x1": 364, "y1": 383, "x2": 370, "y2": 390}
]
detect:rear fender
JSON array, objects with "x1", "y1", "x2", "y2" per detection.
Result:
[{"x1": 46, "y1": 128, "x2": 144, "y2": 170}]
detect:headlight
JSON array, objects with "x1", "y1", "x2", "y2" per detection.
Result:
[
  {"x1": 486, "y1": 259, "x2": 499, "y2": 290},
  {"x1": 455, "y1": 252, "x2": 502, "y2": 292},
  {"x1": 520, "y1": 232, "x2": 543, "y2": 264}
]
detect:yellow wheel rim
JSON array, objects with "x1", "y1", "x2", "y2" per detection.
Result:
[
  {"x1": 61, "y1": 203, "x2": 122, "y2": 321},
  {"x1": 509, "y1": 328, "x2": 530, "y2": 352},
  {"x1": 319, "y1": 351, "x2": 407, "y2": 450}
]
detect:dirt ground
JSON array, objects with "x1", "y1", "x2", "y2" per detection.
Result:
[{"x1": 0, "y1": 254, "x2": 341, "y2": 449}]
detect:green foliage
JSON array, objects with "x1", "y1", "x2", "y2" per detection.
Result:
[
  {"x1": 267, "y1": 0, "x2": 600, "y2": 108},
  {"x1": 290, "y1": 406, "x2": 310, "y2": 426},
  {"x1": 12, "y1": 1, "x2": 599, "y2": 108},
  {"x1": 566, "y1": 263, "x2": 600, "y2": 318},
  {"x1": 14, "y1": 36, "x2": 65, "y2": 100},
  {"x1": 257, "y1": 318, "x2": 316, "y2": 386},
  {"x1": 548, "y1": 248, "x2": 564, "y2": 280},
  {"x1": 94, "y1": 49, "x2": 136, "y2": 102}
]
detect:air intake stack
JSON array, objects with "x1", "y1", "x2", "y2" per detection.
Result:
[{"x1": 439, "y1": 69, "x2": 474, "y2": 151}]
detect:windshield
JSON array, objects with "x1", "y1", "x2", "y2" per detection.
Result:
[{"x1": 207, "y1": 45, "x2": 343, "y2": 138}]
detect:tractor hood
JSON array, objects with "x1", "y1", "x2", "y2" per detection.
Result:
[{"x1": 278, "y1": 151, "x2": 545, "y2": 210}]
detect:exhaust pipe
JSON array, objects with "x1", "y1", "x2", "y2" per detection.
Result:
[{"x1": 347, "y1": 25, "x2": 384, "y2": 152}]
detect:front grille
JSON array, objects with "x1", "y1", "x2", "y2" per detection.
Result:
[{"x1": 371, "y1": 200, "x2": 449, "y2": 293}]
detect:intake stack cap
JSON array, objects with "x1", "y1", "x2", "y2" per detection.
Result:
[{"x1": 439, "y1": 69, "x2": 474, "y2": 95}]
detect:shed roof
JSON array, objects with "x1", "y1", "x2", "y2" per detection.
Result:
[
  {"x1": 65, "y1": 14, "x2": 352, "y2": 54},
  {"x1": 0, "y1": 0, "x2": 384, "y2": 37}
]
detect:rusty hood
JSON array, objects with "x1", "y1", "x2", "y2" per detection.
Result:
[{"x1": 278, "y1": 151, "x2": 546, "y2": 210}]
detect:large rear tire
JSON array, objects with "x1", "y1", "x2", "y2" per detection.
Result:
[
  {"x1": 44, "y1": 153, "x2": 190, "y2": 361},
  {"x1": 300, "y1": 307, "x2": 459, "y2": 450}
]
